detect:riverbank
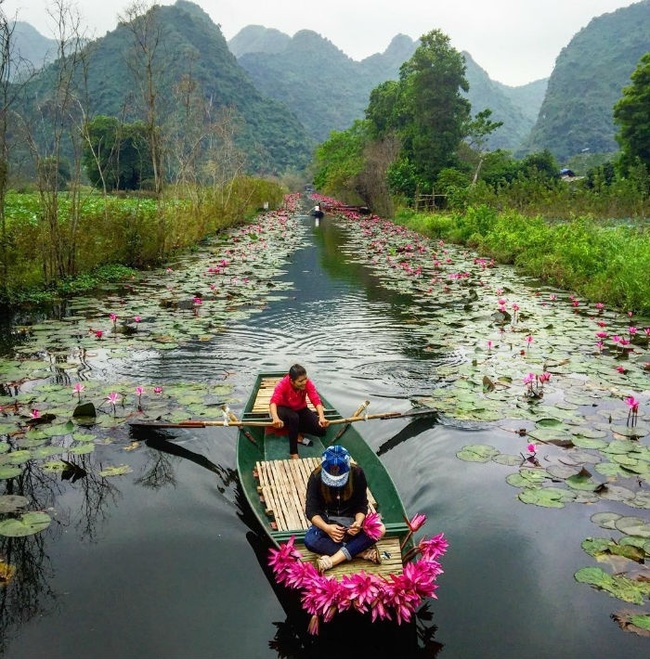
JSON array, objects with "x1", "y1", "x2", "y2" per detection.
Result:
[{"x1": 390, "y1": 205, "x2": 650, "y2": 316}]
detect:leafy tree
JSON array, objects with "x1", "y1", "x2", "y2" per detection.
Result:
[
  {"x1": 613, "y1": 52, "x2": 650, "y2": 173},
  {"x1": 397, "y1": 29, "x2": 471, "y2": 190},
  {"x1": 312, "y1": 120, "x2": 368, "y2": 196},
  {"x1": 82, "y1": 116, "x2": 153, "y2": 191},
  {"x1": 464, "y1": 108, "x2": 504, "y2": 184}
]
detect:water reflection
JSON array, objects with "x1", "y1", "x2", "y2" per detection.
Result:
[{"x1": 2, "y1": 209, "x2": 649, "y2": 658}]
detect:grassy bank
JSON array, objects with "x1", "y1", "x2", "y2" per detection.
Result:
[
  {"x1": 395, "y1": 205, "x2": 650, "y2": 315},
  {"x1": 0, "y1": 177, "x2": 285, "y2": 304}
]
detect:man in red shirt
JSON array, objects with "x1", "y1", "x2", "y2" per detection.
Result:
[{"x1": 269, "y1": 364, "x2": 330, "y2": 459}]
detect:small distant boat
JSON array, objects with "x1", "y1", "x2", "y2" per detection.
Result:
[{"x1": 237, "y1": 372, "x2": 447, "y2": 633}]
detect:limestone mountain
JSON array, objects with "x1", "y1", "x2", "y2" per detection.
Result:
[
  {"x1": 15, "y1": 1, "x2": 314, "y2": 175},
  {"x1": 232, "y1": 27, "x2": 545, "y2": 151},
  {"x1": 8, "y1": 21, "x2": 58, "y2": 78},
  {"x1": 524, "y1": 0, "x2": 650, "y2": 160}
]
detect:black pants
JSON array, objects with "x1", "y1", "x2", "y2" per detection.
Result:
[{"x1": 276, "y1": 406, "x2": 326, "y2": 455}]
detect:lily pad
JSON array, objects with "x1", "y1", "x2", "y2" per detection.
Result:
[
  {"x1": 0, "y1": 511, "x2": 52, "y2": 537},
  {"x1": 575, "y1": 566, "x2": 650, "y2": 604},
  {"x1": 590, "y1": 511, "x2": 622, "y2": 530},
  {"x1": 615, "y1": 516, "x2": 650, "y2": 538},
  {"x1": 456, "y1": 444, "x2": 500, "y2": 462},
  {"x1": 99, "y1": 464, "x2": 133, "y2": 477},
  {"x1": 0, "y1": 495, "x2": 30, "y2": 513},
  {"x1": 518, "y1": 486, "x2": 575, "y2": 508}
]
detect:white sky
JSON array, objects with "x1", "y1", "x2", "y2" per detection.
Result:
[{"x1": 1, "y1": 0, "x2": 640, "y2": 86}]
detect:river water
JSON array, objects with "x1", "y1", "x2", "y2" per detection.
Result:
[{"x1": 1, "y1": 209, "x2": 647, "y2": 658}]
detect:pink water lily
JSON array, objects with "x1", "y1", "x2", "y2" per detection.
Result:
[
  {"x1": 362, "y1": 511, "x2": 384, "y2": 541},
  {"x1": 268, "y1": 526, "x2": 448, "y2": 635},
  {"x1": 73, "y1": 383, "x2": 85, "y2": 401},
  {"x1": 30, "y1": 409, "x2": 40, "y2": 419},
  {"x1": 134, "y1": 315, "x2": 141, "y2": 323},
  {"x1": 106, "y1": 391, "x2": 120, "y2": 414},
  {"x1": 406, "y1": 512, "x2": 427, "y2": 532},
  {"x1": 625, "y1": 396, "x2": 640, "y2": 427},
  {"x1": 527, "y1": 443, "x2": 536, "y2": 454}
]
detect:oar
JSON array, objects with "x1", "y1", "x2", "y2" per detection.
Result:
[
  {"x1": 128, "y1": 407, "x2": 438, "y2": 430},
  {"x1": 128, "y1": 419, "x2": 272, "y2": 429},
  {"x1": 334, "y1": 400, "x2": 370, "y2": 441},
  {"x1": 327, "y1": 407, "x2": 438, "y2": 426},
  {"x1": 222, "y1": 405, "x2": 259, "y2": 446}
]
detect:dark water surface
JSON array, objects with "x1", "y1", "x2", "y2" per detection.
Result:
[{"x1": 1, "y1": 213, "x2": 647, "y2": 659}]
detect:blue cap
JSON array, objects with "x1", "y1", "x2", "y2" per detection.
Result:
[{"x1": 321, "y1": 445, "x2": 351, "y2": 487}]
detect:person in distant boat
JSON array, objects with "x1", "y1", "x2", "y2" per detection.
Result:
[
  {"x1": 269, "y1": 363, "x2": 329, "y2": 459},
  {"x1": 311, "y1": 202, "x2": 324, "y2": 218},
  {"x1": 304, "y1": 445, "x2": 385, "y2": 572}
]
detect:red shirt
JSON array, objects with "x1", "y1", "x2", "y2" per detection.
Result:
[{"x1": 270, "y1": 375, "x2": 322, "y2": 411}]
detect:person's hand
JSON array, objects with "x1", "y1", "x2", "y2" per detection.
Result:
[
  {"x1": 328, "y1": 524, "x2": 346, "y2": 543},
  {"x1": 318, "y1": 418, "x2": 329, "y2": 428},
  {"x1": 271, "y1": 418, "x2": 284, "y2": 429},
  {"x1": 347, "y1": 520, "x2": 362, "y2": 537}
]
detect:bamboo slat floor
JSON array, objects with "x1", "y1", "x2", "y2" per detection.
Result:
[
  {"x1": 297, "y1": 536, "x2": 403, "y2": 579},
  {"x1": 254, "y1": 457, "x2": 377, "y2": 533}
]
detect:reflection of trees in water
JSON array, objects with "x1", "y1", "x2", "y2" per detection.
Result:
[
  {"x1": 73, "y1": 454, "x2": 120, "y2": 543},
  {"x1": 141, "y1": 437, "x2": 238, "y2": 496},
  {"x1": 0, "y1": 532, "x2": 55, "y2": 655},
  {"x1": 0, "y1": 449, "x2": 122, "y2": 651}
]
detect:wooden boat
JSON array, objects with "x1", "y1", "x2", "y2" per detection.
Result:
[
  {"x1": 237, "y1": 372, "x2": 447, "y2": 631},
  {"x1": 237, "y1": 372, "x2": 411, "y2": 567}
]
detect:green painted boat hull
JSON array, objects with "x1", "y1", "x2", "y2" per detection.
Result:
[{"x1": 237, "y1": 372, "x2": 411, "y2": 547}]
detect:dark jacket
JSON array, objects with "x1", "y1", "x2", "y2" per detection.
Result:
[{"x1": 305, "y1": 464, "x2": 369, "y2": 522}]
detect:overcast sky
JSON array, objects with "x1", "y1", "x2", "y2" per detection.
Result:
[{"x1": 2, "y1": 0, "x2": 640, "y2": 86}]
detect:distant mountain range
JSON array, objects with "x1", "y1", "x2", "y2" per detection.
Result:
[{"x1": 9, "y1": 0, "x2": 650, "y2": 173}]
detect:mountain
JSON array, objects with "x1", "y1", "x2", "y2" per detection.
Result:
[
  {"x1": 227, "y1": 24, "x2": 291, "y2": 57},
  {"x1": 15, "y1": 1, "x2": 314, "y2": 175},
  {"x1": 236, "y1": 29, "x2": 388, "y2": 142},
  {"x1": 9, "y1": 21, "x2": 58, "y2": 77},
  {"x1": 462, "y1": 52, "x2": 546, "y2": 151},
  {"x1": 232, "y1": 27, "x2": 543, "y2": 151},
  {"x1": 524, "y1": 0, "x2": 650, "y2": 160}
]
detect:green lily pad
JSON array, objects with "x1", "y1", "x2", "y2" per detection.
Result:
[
  {"x1": 0, "y1": 495, "x2": 30, "y2": 513},
  {"x1": 575, "y1": 566, "x2": 650, "y2": 604},
  {"x1": 99, "y1": 464, "x2": 133, "y2": 477},
  {"x1": 456, "y1": 444, "x2": 500, "y2": 462},
  {"x1": 492, "y1": 453, "x2": 523, "y2": 466},
  {"x1": 518, "y1": 486, "x2": 574, "y2": 508},
  {"x1": 0, "y1": 465, "x2": 22, "y2": 479},
  {"x1": 0, "y1": 511, "x2": 52, "y2": 537},
  {"x1": 591, "y1": 512, "x2": 623, "y2": 530},
  {"x1": 615, "y1": 516, "x2": 650, "y2": 538},
  {"x1": 611, "y1": 610, "x2": 650, "y2": 637}
]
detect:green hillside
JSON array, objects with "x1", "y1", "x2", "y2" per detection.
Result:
[
  {"x1": 524, "y1": 0, "x2": 650, "y2": 160},
  {"x1": 14, "y1": 1, "x2": 314, "y2": 177}
]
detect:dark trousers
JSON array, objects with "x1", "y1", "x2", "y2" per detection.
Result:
[{"x1": 276, "y1": 405, "x2": 326, "y2": 455}]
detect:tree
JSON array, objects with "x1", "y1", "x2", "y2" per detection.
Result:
[
  {"x1": 464, "y1": 109, "x2": 504, "y2": 184},
  {"x1": 613, "y1": 52, "x2": 650, "y2": 173},
  {"x1": 397, "y1": 29, "x2": 471, "y2": 190},
  {"x1": 82, "y1": 116, "x2": 153, "y2": 191},
  {"x1": 120, "y1": 1, "x2": 166, "y2": 198}
]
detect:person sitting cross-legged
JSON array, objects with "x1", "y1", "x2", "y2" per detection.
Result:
[{"x1": 303, "y1": 445, "x2": 385, "y2": 572}]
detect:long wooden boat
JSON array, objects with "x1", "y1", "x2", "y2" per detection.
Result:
[{"x1": 237, "y1": 372, "x2": 447, "y2": 632}]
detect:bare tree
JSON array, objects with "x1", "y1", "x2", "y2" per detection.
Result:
[
  {"x1": 18, "y1": 0, "x2": 88, "y2": 283},
  {"x1": 120, "y1": 1, "x2": 164, "y2": 197},
  {"x1": 0, "y1": 2, "x2": 37, "y2": 295}
]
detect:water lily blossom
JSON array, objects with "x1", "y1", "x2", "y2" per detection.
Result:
[
  {"x1": 73, "y1": 383, "x2": 85, "y2": 402},
  {"x1": 106, "y1": 392, "x2": 120, "y2": 414},
  {"x1": 625, "y1": 396, "x2": 640, "y2": 427}
]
